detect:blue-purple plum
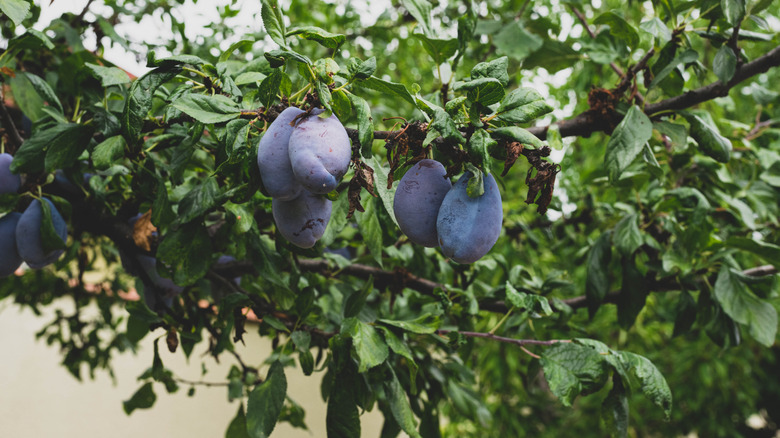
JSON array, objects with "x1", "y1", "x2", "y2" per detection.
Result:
[
  {"x1": 0, "y1": 213, "x2": 23, "y2": 277},
  {"x1": 436, "y1": 172, "x2": 503, "y2": 264},
  {"x1": 288, "y1": 111, "x2": 351, "y2": 194},
  {"x1": 272, "y1": 190, "x2": 332, "y2": 248},
  {"x1": 257, "y1": 107, "x2": 305, "y2": 200},
  {"x1": 393, "y1": 159, "x2": 452, "y2": 247},
  {"x1": 0, "y1": 153, "x2": 21, "y2": 194},
  {"x1": 15, "y1": 198, "x2": 68, "y2": 269}
]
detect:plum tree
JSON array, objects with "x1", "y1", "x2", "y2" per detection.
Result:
[
  {"x1": 0, "y1": 153, "x2": 21, "y2": 194},
  {"x1": 437, "y1": 172, "x2": 503, "y2": 264},
  {"x1": 14, "y1": 198, "x2": 67, "y2": 269},
  {"x1": 393, "y1": 159, "x2": 452, "y2": 247},
  {"x1": 0, "y1": 212, "x2": 22, "y2": 277},
  {"x1": 287, "y1": 110, "x2": 351, "y2": 194},
  {"x1": 272, "y1": 190, "x2": 332, "y2": 248},
  {"x1": 256, "y1": 106, "x2": 306, "y2": 200}
]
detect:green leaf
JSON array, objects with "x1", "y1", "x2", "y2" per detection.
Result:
[
  {"x1": 683, "y1": 112, "x2": 732, "y2": 163},
  {"x1": 489, "y1": 126, "x2": 545, "y2": 148},
  {"x1": 523, "y1": 40, "x2": 580, "y2": 73},
  {"x1": 171, "y1": 94, "x2": 242, "y2": 124},
  {"x1": 639, "y1": 18, "x2": 672, "y2": 46},
  {"x1": 264, "y1": 49, "x2": 312, "y2": 66},
  {"x1": 123, "y1": 67, "x2": 181, "y2": 142},
  {"x1": 413, "y1": 34, "x2": 459, "y2": 65},
  {"x1": 455, "y1": 77, "x2": 505, "y2": 106},
  {"x1": 493, "y1": 20, "x2": 543, "y2": 61},
  {"x1": 0, "y1": 0, "x2": 30, "y2": 26},
  {"x1": 341, "y1": 317, "x2": 389, "y2": 373},
  {"x1": 429, "y1": 107, "x2": 464, "y2": 145},
  {"x1": 349, "y1": 94, "x2": 374, "y2": 158},
  {"x1": 246, "y1": 361, "x2": 287, "y2": 438},
  {"x1": 721, "y1": 0, "x2": 746, "y2": 26},
  {"x1": 604, "y1": 105, "x2": 653, "y2": 183},
  {"x1": 261, "y1": 0, "x2": 287, "y2": 48},
  {"x1": 616, "y1": 352, "x2": 673, "y2": 418},
  {"x1": 38, "y1": 198, "x2": 67, "y2": 253},
  {"x1": 467, "y1": 129, "x2": 495, "y2": 170},
  {"x1": 379, "y1": 314, "x2": 440, "y2": 334},
  {"x1": 613, "y1": 213, "x2": 642, "y2": 256},
  {"x1": 347, "y1": 57, "x2": 377, "y2": 81},
  {"x1": 356, "y1": 197, "x2": 383, "y2": 267},
  {"x1": 402, "y1": 0, "x2": 433, "y2": 37},
  {"x1": 541, "y1": 342, "x2": 610, "y2": 406},
  {"x1": 594, "y1": 12, "x2": 640, "y2": 48},
  {"x1": 44, "y1": 125, "x2": 95, "y2": 172},
  {"x1": 601, "y1": 377, "x2": 629, "y2": 438},
  {"x1": 326, "y1": 369, "x2": 361, "y2": 438},
  {"x1": 360, "y1": 77, "x2": 416, "y2": 106},
  {"x1": 331, "y1": 90, "x2": 352, "y2": 122},
  {"x1": 384, "y1": 367, "x2": 423, "y2": 438},
  {"x1": 147, "y1": 52, "x2": 210, "y2": 68},
  {"x1": 616, "y1": 255, "x2": 649, "y2": 329},
  {"x1": 649, "y1": 49, "x2": 698, "y2": 89},
  {"x1": 177, "y1": 178, "x2": 221, "y2": 224},
  {"x1": 378, "y1": 327, "x2": 419, "y2": 393},
  {"x1": 654, "y1": 121, "x2": 687, "y2": 148},
  {"x1": 471, "y1": 56, "x2": 509, "y2": 86},
  {"x1": 22, "y1": 72, "x2": 63, "y2": 113},
  {"x1": 586, "y1": 231, "x2": 613, "y2": 317},
  {"x1": 11, "y1": 123, "x2": 90, "y2": 173},
  {"x1": 156, "y1": 222, "x2": 212, "y2": 286},
  {"x1": 123, "y1": 382, "x2": 156, "y2": 415},
  {"x1": 92, "y1": 135, "x2": 127, "y2": 170},
  {"x1": 713, "y1": 266, "x2": 778, "y2": 347},
  {"x1": 496, "y1": 87, "x2": 553, "y2": 124},
  {"x1": 219, "y1": 39, "x2": 254, "y2": 63},
  {"x1": 85, "y1": 63, "x2": 132, "y2": 87},
  {"x1": 465, "y1": 166, "x2": 484, "y2": 198},
  {"x1": 713, "y1": 45, "x2": 737, "y2": 84},
  {"x1": 726, "y1": 237, "x2": 780, "y2": 267},
  {"x1": 8, "y1": 74, "x2": 44, "y2": 122},
  {"x1": 506, "y1": 283, "x2": 553, "y2": 315},
  {"x1": 287, "y1": 26, "x2": 346, "y2": 49},
  {"x1": 367, "y1": 155, "x2": 398, "y2": 228},
  {"x1": 226, "y1": 404, "x2": 251, "y2": 438},
  {"x1": 225, "y1": 202, "x2": 256, "y2": 234}
]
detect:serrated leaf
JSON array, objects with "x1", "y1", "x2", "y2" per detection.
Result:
[
  {"x1": 713, "y1": 45, "x2": 737, "y2": 84},
  {"x1": 493, "y1": 20, "x2": 543, "y2": 61},
  {"x1": 356, "y1": 197, "x2": 383, "y2": 267},
  {"x1": 402, "y1": 0, "x2": 433, "y2": 37},
  {"x1": 367, "y1": 155, "x2": 398, "y2": 227},
  {"x1": 683, "y1": 112, "x2": 732, "y2": 163},
  {"x1": 614, "y1": 213, "x2": 642, "y2": 256},
  {"x1": 10, "y1": 124, "x2": 85, "y2": 173},
  {"x1": 713, "y1": 266, "x2": 778, "y2": 347},
  {"x1": 471, "y1": 56, "x2": 509, "y2": 86},
  {"x1": 0, "y1": 0, "x2": 30, "y2": 26},
  {"x1": 726, "y1": 237, "x2": 780, "y2": 267},
  {"x1": 384, "y1": 367, "x2": 423, "y2": 438},
  {"x1": 85, "y1": 63, "x2": 132, "y2": 87},
  {"x1": 92, "y1": 135, "x2": 126, "y2": 170},
  {"x1": 467, "y1": 129, "x2": 495, "y2": 170},
  {"x1": 349, "y1": 94, "x2": 374, "y2": 158},
  {"x1": 156, "y1": 222, "x2": 212, "y2": 286},
  {"x1": 123, "y1": 67, "x2": 181, "y2": 142},
  {"x1": 429, "y1": 107, "x2": 464, "y2": 145},
  {"x1": 341, "y1": 317, "x2": 389, "y2": 373},
  {"x1": 617, "y1": 352, "x2": 673, "y2": 418},
  {"x1": 360, "y1": 77, "x2": 416, "y2": 106},
  {"x1": 326, "y1": 369, "x2": 361, "y2": 438},
  {"x1": 490, "y1": 126, "x2": 545, "y2": 148},
  {"x1": 649, "y1": 49, "x2": 698, "y2": 89},
  {"x1": 604, "y1": 105, "x2": 653, "y2": 183},
  {"x1": 379, "y1": 314, "x2": 440, "y2": 334},
  {"x1": 496, "y1": 87, "x2": 552, "y2": 124},
  {"x1": 22, "y1": 72, "x2": 63, "y2": 113},
  {"x1": 347, "y1": 57, "x2": 377, "y2": 81},
  {"x1": 171, "y1": 94, "x2": 242, "y2": 124},
  {"x1": 721, "y1": 0, "x2": 746, "y2": 26},
  {"x1": 586, "y1": 231, "x2": 613, "y2": 317},
  {"x1": 455, "y1": 77, "x2": 505, "y2": 106},
  {"x1": 177, "y1": 178, "x2": 220, "y2": 224},
  {"x1": 226, "y1": 404, "x2": 251, "y2": 438},
  {"x1": 146, "y1": 52, "x2": 210, "y2": 68},
  {"x1": 287, "y1": 26, "x2": 346, "y2": 49},
  {"x1": 601, "y1": 377, "x2": 629, "y2": 438},
  {"x1": 261, "y1": 0, "x2": 287, "y2": 48},
  {"x1": 246, "y1": 361, "x2": 287, "y2": 438},
  {"x1": 639, "y1": 17, "x2": 672, "y2": 46},
  {"x1": 413, "y1": 34, "x2": 458, "y2": 65},
  {"x1": 219, "y1": 39, "x2": 254, "y2": 63},
  {"x1": 506, "y1": 283, "x2": 553, "y2": 315},
  {"x1": 594, "y1": 11, "x2": 639, "y2": 48},
  {"x1": 541, "y1": 343, "x2": 610, "y2": 406}
]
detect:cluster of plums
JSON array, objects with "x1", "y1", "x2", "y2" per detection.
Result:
[
  {"x1": 257, "y1": 107, "x2": 351, "y2": 248},
  {"x1": 393, "y1": 160, "x2": 503, "y2": 264},
  {"x1": 1, "y1": 153, "x2": 68, "y2": 276}
]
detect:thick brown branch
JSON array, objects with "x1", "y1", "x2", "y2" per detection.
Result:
[
  {"x1": 528, "y1": 45, "x2": 780, "y2": 140},
  {"x1": 435, "y1": 329, "x2": 571, "y2": 347}
]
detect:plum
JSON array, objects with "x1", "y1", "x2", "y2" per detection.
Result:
[
  {"x1": 257, "y1": 106, "x2": 306, "y2": 200},
  {"x1": 15, "y1": 198, "x2": 68, "y2": 269},
  {"x1": 393, "y1": 159, "x2": 452, "y2": 247},
  {"x1": 272, "y1": 190, "x2": 332, "y2": 248},
  {"x1": 436, "y1": 172, "x2": 503, "y2": 264},
  {"x1": 288, "y1": 110, "x2": 351, "y2": 194},
  {"x1": 0, "y1": 212, "x2": 23, "y2": 277},
  {"x1": 0, "y1": 153, "x2": 21, "y2": 194}
]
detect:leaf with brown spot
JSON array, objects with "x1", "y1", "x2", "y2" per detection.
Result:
[{"x1": 502, "y1": 141, "x2": 524, "y2": 176}]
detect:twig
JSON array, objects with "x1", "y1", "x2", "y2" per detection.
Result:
[
  {"x1": 435, "y1": 329, "x2": 571, "y2": 348},
  {"x1": 571, "y1": 6, "x2": 625, "y2": 78},
  {"x1": 0, "y1": 91, "x2": 24, "y2": 153}
]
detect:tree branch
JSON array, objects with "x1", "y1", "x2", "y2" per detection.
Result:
[
  {"x1": 528, "y1": 45, "x2": 780, "y2": 140},
  {"x1": 0, "y1": 91, "x2": 24, "y2": 153},
  {"x1": 570, "y1": 6, "x2": 625, "y2": 78},
  {"x1": 435, "y1": 329, "x2": 571, "y2": 348}
]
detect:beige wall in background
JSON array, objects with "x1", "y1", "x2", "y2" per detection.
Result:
[{"x1": 0, "y1": 299, "x2": 389, "y2": 438}]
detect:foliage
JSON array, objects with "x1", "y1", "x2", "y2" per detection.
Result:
[{"x1": 2, "y1": 0, "x2": 780, "y2": 437}]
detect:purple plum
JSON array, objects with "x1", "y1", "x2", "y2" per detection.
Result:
[
  {"x1": 257, "y1": 106, "x2": 306, "y2": 200},
  {"x1": 288, "y1": 110, "x2": 351, "y2": 194},
  {"x1": 15, "y1": 198, "x2": 68, "y2": 269},
  {"x1": 0, "y1": 212, "x2": 23, "y2": 277},
  {"x1": 0, "y1": 153, "x2": 21, "y2": 194},
  {"x1": 272, "y1": 190, "x2": 332, "y2": 248},
  {"x1": 393, "y1": 159, "x2": 452, "y2": 247}
]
